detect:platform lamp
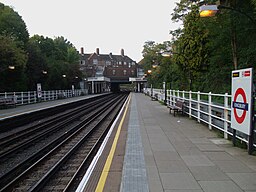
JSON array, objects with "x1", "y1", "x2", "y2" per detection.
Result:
[
  {"x1": 147, "y1": 69, "x2": 153, "y2": 97},
  {"x1": 8, "y1": 65, "x2": 15, "y2": 70}
]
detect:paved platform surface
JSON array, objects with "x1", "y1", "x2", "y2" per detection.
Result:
[
  {"x1": 120, "y1": 93, "x2": 256, "y2": 192},
  {"x1": 0, "y1": 94, "x2": 100, "y2": 120}
]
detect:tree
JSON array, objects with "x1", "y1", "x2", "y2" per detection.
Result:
[
  {"x1": 0, "y1": 3, "x2": 29, "y2": 91},
  {"x1": 0, "y1": 35, "x2": 28, "y2": 91},
  {"x1": 0, "y1": 3, "x2": 29, "y2": 48},
  {"x1": 170, "y1": 1, "x2": 210, "y2": 91}
]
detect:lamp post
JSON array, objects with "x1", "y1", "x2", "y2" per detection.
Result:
[{"x1": 147, "y1": 69, "x2": 153, "y2": 97}]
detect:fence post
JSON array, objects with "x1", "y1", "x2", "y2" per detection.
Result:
[
  {"x1": 189, "y1": 91, "x2": 192, "y2": 118},
  {"x1": 224, "y1": 93, "x2": 229, "y2": 139},
  {"x1": 197, "y1": 91, "x2": 200, "y2": 123},
  {"x1": 21, "y1": 92, "x2": 24, "y2": 104},
  {"x1": 28, "y1": 92, "x2": 30, "y2": 104},
  {"x1": 173, "y1": 90, "x2": 176, "y2": 105},
  {"x1": 208, "y1": 92, "x2": 212, "y2": 130}
]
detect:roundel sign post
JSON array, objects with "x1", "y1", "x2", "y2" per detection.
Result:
[{"x1": 231, "y1": 68, "x2": 253, "y2": 136}]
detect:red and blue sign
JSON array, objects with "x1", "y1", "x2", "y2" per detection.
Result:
[
  {"x1": 232, "y1": 88, "x2": 248, "y2": 124},
  {"x1": 231, "y1": 68, "x2": 253, "y2": 135}
]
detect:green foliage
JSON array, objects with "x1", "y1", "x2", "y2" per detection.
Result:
[
  {"x1": 142, "y1": 0, "x2": 256, "y2": 94},
  {"x1": 0, "y1": 3, "x2": 82, "y2": 91},
  {"x1": 28, "y1": 35, "x2": 82, "y2": 90},
  {"x1": 0, "y1": 3, "x2": 29, "y2": 47},
  {"x1": 0, "y1": 35, "x2": 28, "y2": 91}
]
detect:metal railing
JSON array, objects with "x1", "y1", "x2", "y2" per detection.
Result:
[
  {"x1": 0, "y1": 89, "x2": 86, "y2": 106},
  {"x1": 144, "y1": 88, "x2": 255, "y2": 146}
]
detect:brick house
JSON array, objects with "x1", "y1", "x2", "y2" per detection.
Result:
[{"x1": 79, "y1": 47, "x2": 145, "y2": 93}]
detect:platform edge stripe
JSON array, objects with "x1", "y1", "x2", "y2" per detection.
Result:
[
  {"x1": 95, "y1": 94, "x2": 131, "y2": 192},
  {"x1": 75, "y1": 94, "x2": 131, "y2": 192}
]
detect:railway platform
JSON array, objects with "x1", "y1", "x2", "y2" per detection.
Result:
[
  {"x1": 0, "y1": 94, "x2": 103, "y2": 120},
  {"x1": 94, "y1": 93, "x2": 256, "y2": 192},
  {"x1": 1, "y1": 92, "x2": 256, "y2": 191}
]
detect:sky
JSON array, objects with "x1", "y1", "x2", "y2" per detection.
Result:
[{"x1": 1, "y1": 0, "x2": 181, "y2": 62}]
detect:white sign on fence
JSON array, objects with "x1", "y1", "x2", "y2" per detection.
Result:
[
  {"x1": 37, "y1": 83, "x2": 42, "y2": 98},
  {"x1": 231, "y1": 68, "x2": 253, "y2": 135}
]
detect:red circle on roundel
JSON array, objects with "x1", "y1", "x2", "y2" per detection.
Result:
[{"x1": 233, "y1": 88, "x2": 247, "y2": 124}]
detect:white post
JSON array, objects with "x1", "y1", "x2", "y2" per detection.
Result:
[
  {"x1": 92, "y1": 81, "x2": 95, "y2": 94},
  {"x1": 224, "y1": 93, "x2": 229, "y2": 139},
  {"x1": 189, "y1": 91, "x2": 192, "y2": 118},
  {"x1": 21, "y1": 92, "x2": 24, "y2": 104},
  {"x1": 208, "y1": 92, "x2": 212, "y2": 130},
  {"x1": 28, "y1": 91, "x2": 30, "y2": 104},
  {"x1": 197, "y1": 91, "x2": 200, "y2": 123}
]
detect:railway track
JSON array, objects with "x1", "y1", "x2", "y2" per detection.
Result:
[{"x1": 0, "y1": 93, "x2": 128, "y2": 191}]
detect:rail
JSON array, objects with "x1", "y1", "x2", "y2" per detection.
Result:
[
  {"x1": 0, "y1": 89, "x2": 86, "y2": 106},
  {"x1": 144, "y1": 88, "x2": 256, "y2": 146}
]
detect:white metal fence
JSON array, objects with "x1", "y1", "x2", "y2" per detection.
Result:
[
  {"x1": 0, "y1": 89, "x2": 86, "y2": 106},
  {"x1": 144, "y1": 88, "x2": 256, "y2": 146}
]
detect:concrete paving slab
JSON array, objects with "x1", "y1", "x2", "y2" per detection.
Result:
[
  {"x1": 198, "y1": 181, "x2": 243, "y2": 192},
  {"x1": 196, "y1": 144, "x2": 224, "y2": 152},
  {"x1": 148, "y1": 178, "x2": 164, "y2": 192},
  {"x1": 160, "y1": 173, "x2": 201, "y2": 190},
  {"x1": 157, "y1": 160, "x2": 190, "y2": 173},
  {"x1": 165, "y1": 190, "x2": 203, "y2": 192},
  {"x1": 213, "y1": 160, "x2": 254, "y2": 173},
  {"x1": 189, "y1": 166, "x2": 230, "y2": 181},
  {"x1": 189, "y1": 138, "x2": 213, "y2": 144},
  {"x1": 153, "y1": 151, "x2": 182, "y2": 161},
  {"x1": 227, "y1": 173, "x2": 256, "y2": 190},
  {"x1": 181, "y1": 155, "x2": 215, "y2": 167},
  {"x1": 203, "y1": 151, "x2": 235, "y2": 161}
]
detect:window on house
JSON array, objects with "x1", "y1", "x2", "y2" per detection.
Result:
[
  {"x1": 131, "y1": 70, "x2": 134, "y2": 76},
  {"x1": 112, "y1": 70, "x2": 116, "y2": 75},
  {"x1": 80, "y1": 60, "x2": 85, "y2": 65},
  {"x1": 93, "y1": 59, "x2": 98, "y2": 65},
  {"x1": 106, "y1": 60, "x2": 111, "y2": 66},
  {"x1": 119, "y1": 61, "x2": 122, "y2": 65},
  {"x1": 124, "y1": 62, "x2": 127, "y2": 65},
  {"x1": 123, "y1": 70, "x2": 127, "y2": 75}
]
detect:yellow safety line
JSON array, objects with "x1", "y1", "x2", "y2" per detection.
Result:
[{"x1": 95, "y1": 94, "x2": 131, "y2": 192}]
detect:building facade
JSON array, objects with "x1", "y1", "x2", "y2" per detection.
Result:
[{"x1": 79, "y1": 47, "x2": 145, "y2": 93}]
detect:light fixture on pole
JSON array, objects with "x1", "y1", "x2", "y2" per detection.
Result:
[
  {"x1": 8, "y1": 65, "x2": 15, "y2": 70},
  {"x1": 199, "y1": 5, "x2": 218, "y2": 17}
]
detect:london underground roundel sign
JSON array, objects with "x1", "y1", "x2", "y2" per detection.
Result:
[
  {"x1": 231, "y1": 68, "x2": 253, "y2": 135},
  {"x1": 233, "y1": 88, "x2": 248, "y2": 124}
]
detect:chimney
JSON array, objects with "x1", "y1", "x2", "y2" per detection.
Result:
[
  {"x1": 96, "y1": 48, "x2": 99, "y2": 55},
  {"x1": 81, "y1": 47, "x2": 84, "y2": 55},
  {"x1": 121, "y1": 48, "x2": 124, "y2": 57}
]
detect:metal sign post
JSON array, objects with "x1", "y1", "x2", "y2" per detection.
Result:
[{"x1": 231, "y1": 68, "x2": 254, "y2": 154}]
